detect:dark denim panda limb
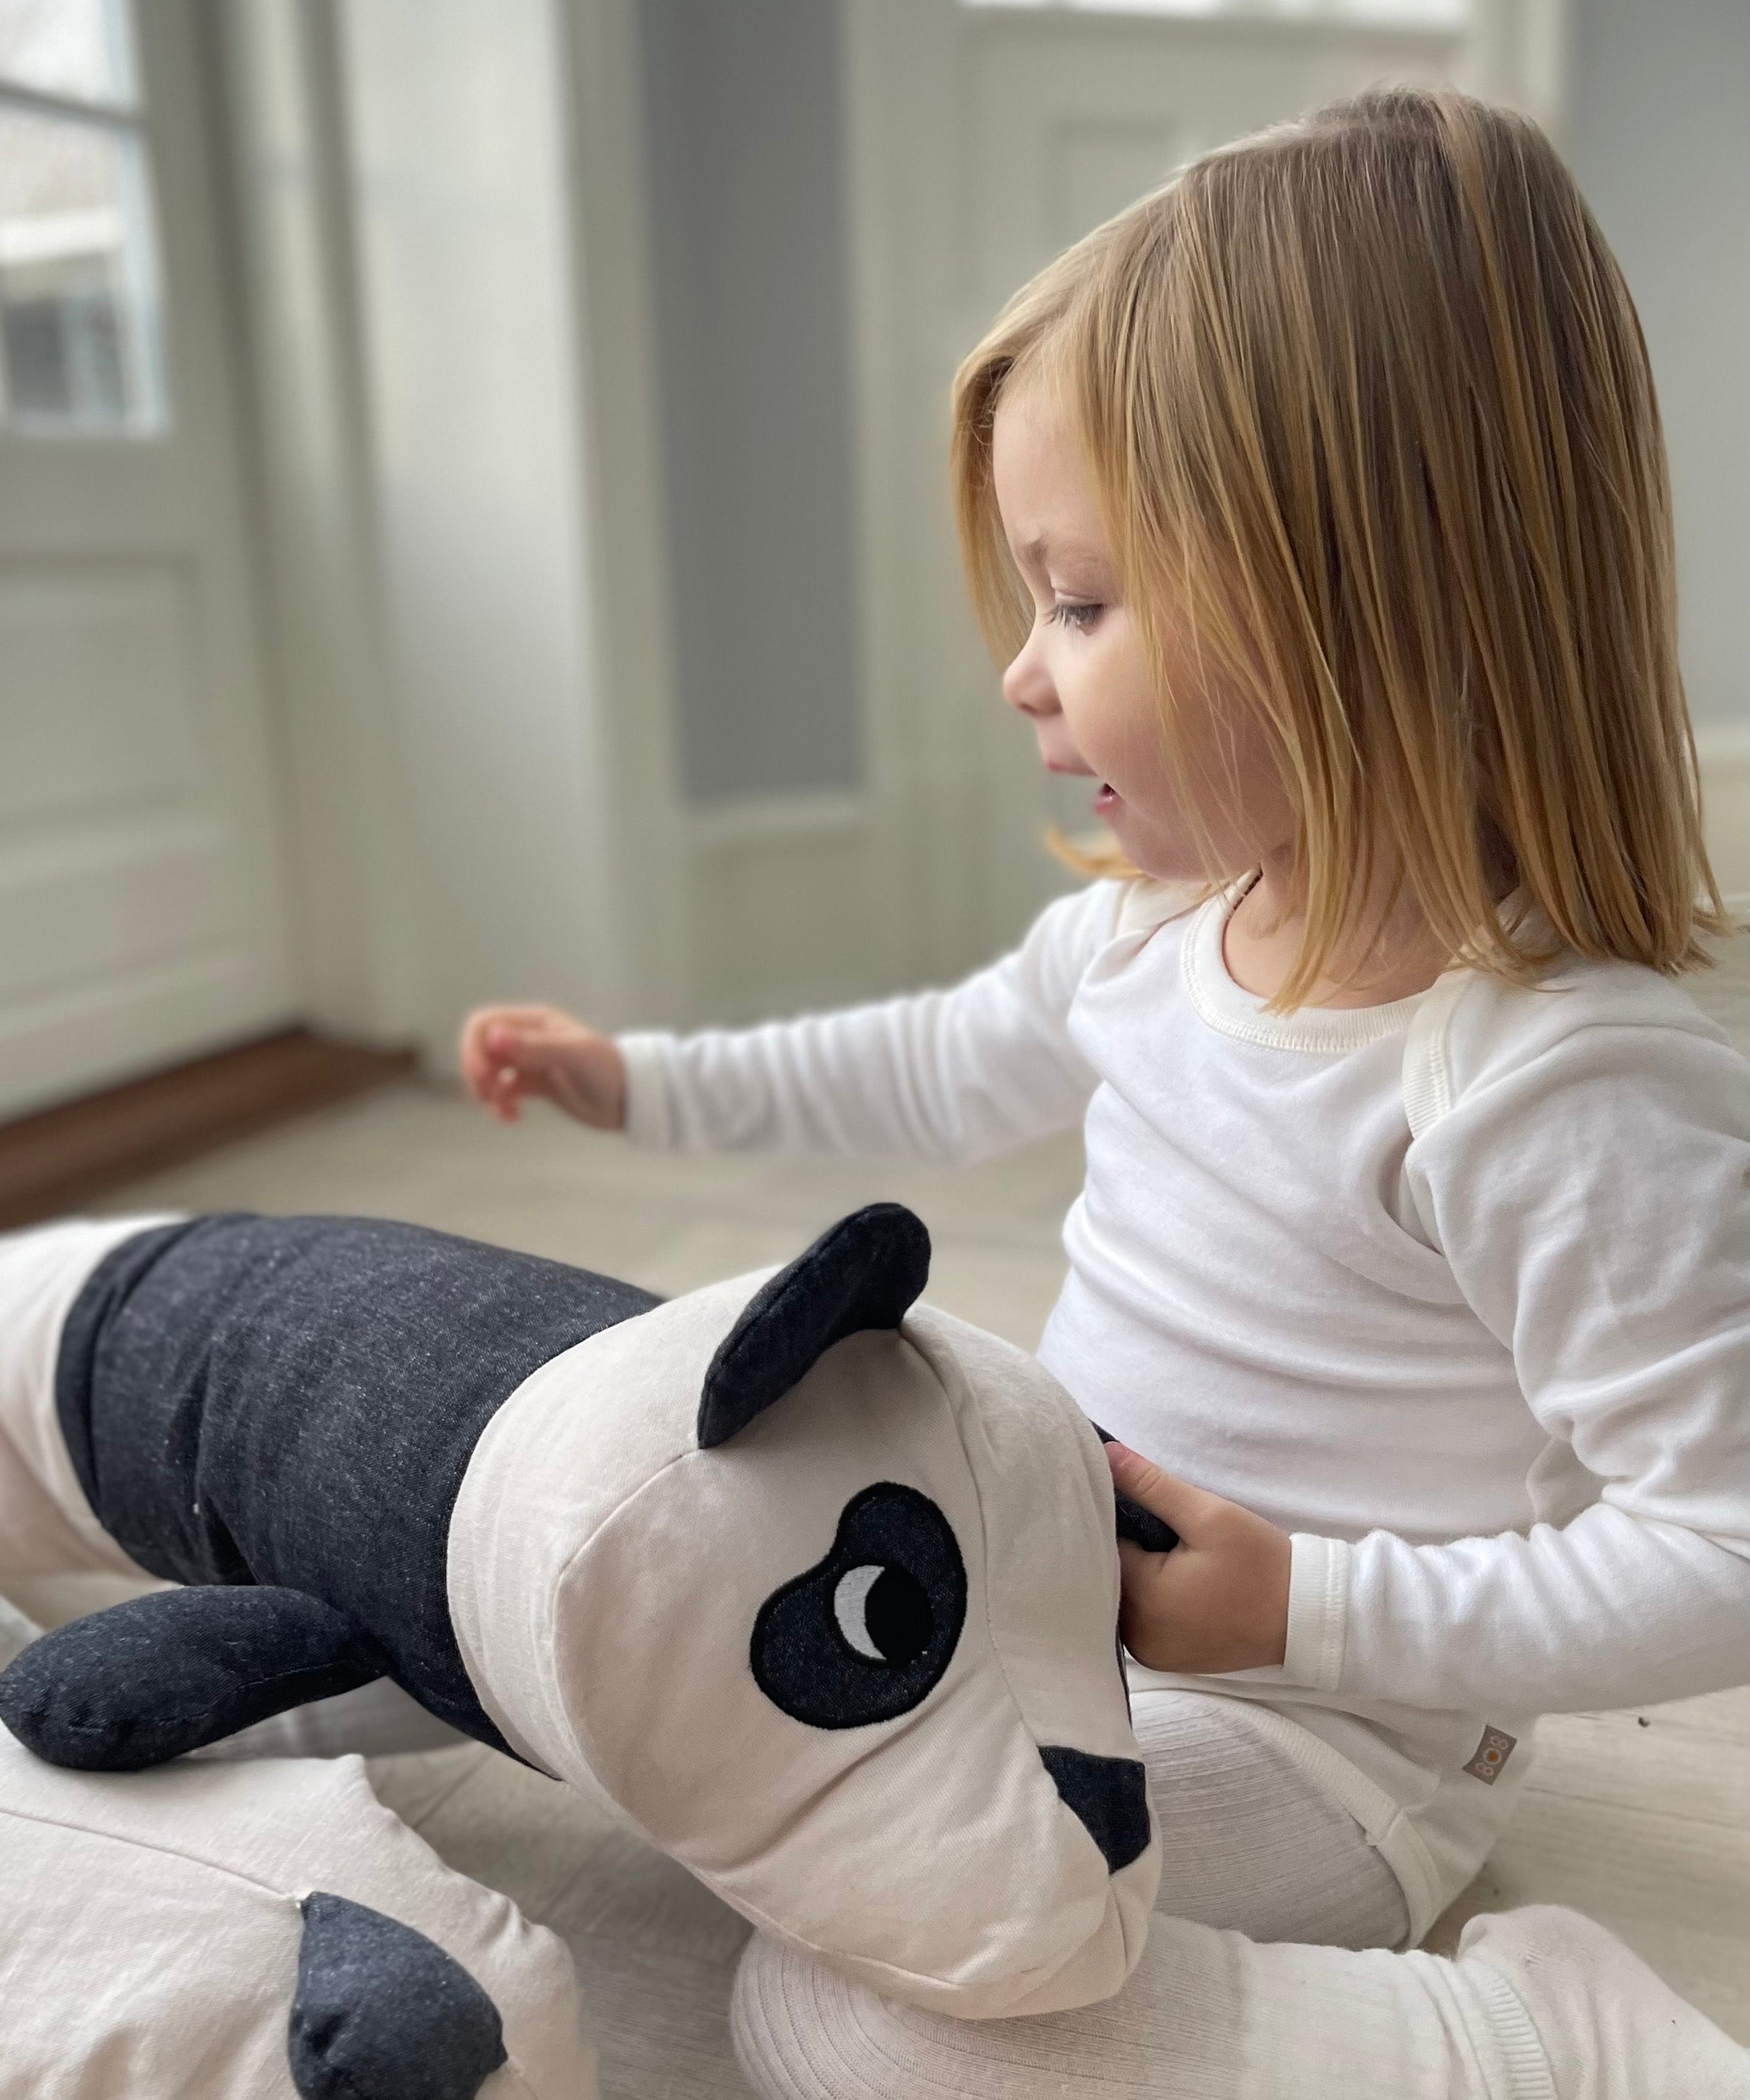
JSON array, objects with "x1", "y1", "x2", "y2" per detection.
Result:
[
  {"x1": 0, "y1": 1586, "x2": 386, "y2": 1771},
  {"x1": 290, "y1": 1893, "x2": 507, "y2": 2100},
  {"x1": 7, "y1": 1212, "x2": 661, "y2": 1769}
]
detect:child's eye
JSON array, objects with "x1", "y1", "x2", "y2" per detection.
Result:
[{"x1": 1048, "y1": 599, "x2": 1103, "y2": 634}]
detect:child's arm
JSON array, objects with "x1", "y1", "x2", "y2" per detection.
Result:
[
  {"x1": 1284, "y1": 983, "x2": 1750, "y2": 1717},
  {"x1": 467, "y1": 881, "x2": 1122, "y2": 1165}
]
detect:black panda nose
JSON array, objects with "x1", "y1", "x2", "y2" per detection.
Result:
[{"x1": 1039, "y1": 1745, "x2": 1151, "y2": 1874}]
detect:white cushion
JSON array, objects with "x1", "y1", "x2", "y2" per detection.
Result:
[
  {"x1": 371, "y1": 1740, "x2": 758, "y2": 2099},
  {"x1": 0, "y1": 1727, "x2": 593, "y2": 2099}
]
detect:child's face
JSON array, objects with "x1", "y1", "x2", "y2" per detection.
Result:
[{"x1": 991, "y1": 382, "x2": 1291, "y2": 883}]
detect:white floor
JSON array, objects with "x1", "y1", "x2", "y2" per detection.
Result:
[{"x1": 29, "y1": 934, "x2": 1750, "y2": 2084}]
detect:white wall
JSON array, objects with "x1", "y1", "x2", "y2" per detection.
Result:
[
  {"x1": 1569, "y1": 0, "x2": 1749, "y2": 737},
  {"x1": 219, "y1": 0, "x2": 697, "y2": 1055},
  {"x1": 1568, "y1": 0, "x2": 1750, "y2": 897},
  {"x1": 335, "y1": 0, "x2": 636, "y2": 1045},
  {"x1": 213, "y1": 0, "x2": 427, "y2": 1047},
  {"x1": 219, "y1": 0, "x2": 693, "y2": 1059}
]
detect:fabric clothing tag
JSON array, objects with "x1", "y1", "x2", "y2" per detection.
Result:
[{"x1": 1463, "y1": 1727, "x2": 1517, "y2": 1784}]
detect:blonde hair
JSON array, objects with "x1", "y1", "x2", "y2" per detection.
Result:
[{"x1": 952, "y1": 87, "x2": 1725, "y2": 1003}]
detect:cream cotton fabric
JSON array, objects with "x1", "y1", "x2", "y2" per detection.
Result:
[
  {"x1": 731, "y1": 1905, "x2": 1746, "y2": 2100},
  {"x1": 1125, "y1": 1687, "x2": 1408, "y2": 1947},
  {"x1": 449, "y1": 1280, "x2": 1157, "y2": 2017},
  {"x1": 0, "y1": 1215, "x2": 179, "y2": 1580},
  {"x1": 0, "y1": 1727, "x2": 591, "y2": 2099}
]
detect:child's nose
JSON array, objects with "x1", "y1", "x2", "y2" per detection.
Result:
[{"x1": 1002, "y1": 636, "x2": 1058, "y2": 718}]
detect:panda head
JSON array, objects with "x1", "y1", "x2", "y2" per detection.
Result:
[{"x1": 448, "y1": 1206, "x2": 1160, "y2": 2018}]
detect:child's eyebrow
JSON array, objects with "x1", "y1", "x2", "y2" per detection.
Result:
[
  {"x1": 1011, "y1": 526, "x2": 1114, "y2": 584},
  {"x1": 1021, "y1": 531, "x2": 1113, "y2": 580},
  {"x1": 1019, "y1": 531, "x2": 1098, "y2": 565}
]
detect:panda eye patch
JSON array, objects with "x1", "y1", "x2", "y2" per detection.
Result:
[{"x1": 752, "y1": 1483, "x2": 966, "y2": 1729}]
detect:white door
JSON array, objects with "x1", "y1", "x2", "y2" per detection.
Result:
[
  {"x1": 845, "y1": 0, "x2": 1542, "y2": 985},
  {"x1": 0, "y1": 0, "x2": 296, "y2": 1117}
]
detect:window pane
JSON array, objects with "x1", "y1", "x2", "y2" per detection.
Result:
[
  {"x1": 0, "y1": 104, "x2": 164, "y2": 431},
  {"x1": 0, "y1": 0, "x2": 136, "y2": 108}
]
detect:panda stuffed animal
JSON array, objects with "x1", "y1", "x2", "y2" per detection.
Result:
[{"x1": 0, "y1": 1203, "x2": 1165, "y2": 2018}]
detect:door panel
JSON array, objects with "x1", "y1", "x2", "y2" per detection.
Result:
[
  {"x1": 0, "y1": 562, "x2": 202, "y2": 815},
  {"x1": 0, "y1": 0, "x2": 296, "y2": 1115}
]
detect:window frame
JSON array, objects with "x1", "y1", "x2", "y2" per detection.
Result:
[{"x1": 0, "y1": 2, "x2": 170, "y2": 438}]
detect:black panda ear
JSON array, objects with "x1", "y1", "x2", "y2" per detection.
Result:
[{"x1": 697, "y1": 1205, "x2": 931, "y2": 1449}]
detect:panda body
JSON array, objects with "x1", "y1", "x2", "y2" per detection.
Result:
[{"x1": 55, "y1": 1211, "x2": 656, "y2": 1753}]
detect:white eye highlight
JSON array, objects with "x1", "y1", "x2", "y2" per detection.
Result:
[{"x1": 833, "y1": 1564, "x2": 887, "y2": 1660}]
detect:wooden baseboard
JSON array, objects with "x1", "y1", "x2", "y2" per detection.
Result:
[{"x1": 0, "y1": 1029, "x2": 417, "y2": 1232}]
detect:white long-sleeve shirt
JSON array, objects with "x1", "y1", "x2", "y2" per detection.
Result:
[{"x1": 619, "y1": 879, "x2": 1750, "y2": 1935}]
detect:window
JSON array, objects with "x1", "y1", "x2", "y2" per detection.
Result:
[{"x1": 0, "y1": 0, "x2": 165, "y2": 433}]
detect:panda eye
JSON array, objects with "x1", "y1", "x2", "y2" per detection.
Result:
[
  {"x1": 752, "y1": 1484, "x2": 967, "y2": 1729},
  {"x1": 832, "y1": 1563, "x2": 934, "y2": 1664}
]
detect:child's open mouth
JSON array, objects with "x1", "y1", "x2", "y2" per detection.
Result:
[{"x1": 1094, "y1": 783, "x2": 1119, "y2": 817}]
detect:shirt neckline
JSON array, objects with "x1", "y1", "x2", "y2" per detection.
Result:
[{"x1": 1179, "y1": 880, "x2": 1434, "y2": 1054}]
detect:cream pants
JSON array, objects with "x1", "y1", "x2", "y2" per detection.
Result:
[{"x1": 731, "y1": 1690, "x2": 1743, "y2": 2100}]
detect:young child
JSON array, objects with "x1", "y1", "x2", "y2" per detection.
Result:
[{"x1": 464, "y1": 89, "x2": 1749, "y2": 2094}]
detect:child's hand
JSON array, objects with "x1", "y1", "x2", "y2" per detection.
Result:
[
  {"x1": 458, "y1": 1005, "x2": 628, "y2": 1130},
  {"x1": 1104, "y1": 1441, "x2": 1291, "y2": 1675}
]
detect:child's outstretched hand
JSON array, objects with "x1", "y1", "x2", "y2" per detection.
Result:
[
  {"x1": 458, "y1": 1004, "x2": 628, "y2": 1130},
  {"x1": 1104, "y1": 1441, "x2": 1291, "y2": 1675}
]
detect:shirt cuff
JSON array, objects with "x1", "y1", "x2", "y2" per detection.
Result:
[
  {"x1": 1283, "y1": 1533, "x2": 1351, "y2": 1693},
  {"x1": 616, "y1": 1032, "x2": 677, "y2": 1149}
]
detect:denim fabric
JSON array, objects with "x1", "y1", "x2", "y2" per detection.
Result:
[
  {"x1": 697, "y1": 1202, "x2": 930, "y2": 1446},
  {"x1": 0, "y1": 1584, "x2": 387, "y2": 1770},
  {"x1": 290, "y1": 1893, "x2": 507, "y2": 2100},
  {"x1": 56, "y1": 1214, "x2": 660, "y2": 1750}
]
